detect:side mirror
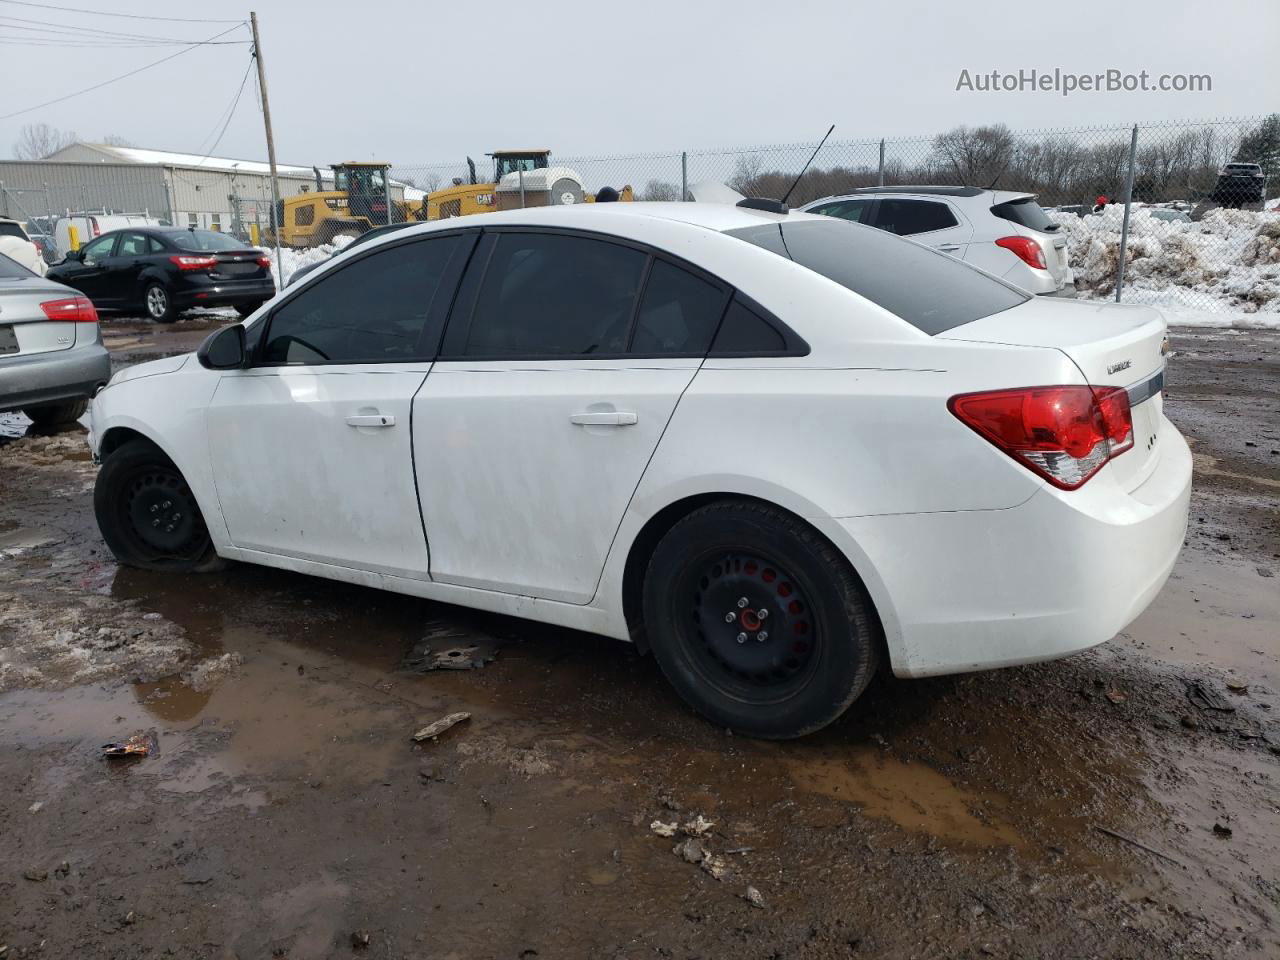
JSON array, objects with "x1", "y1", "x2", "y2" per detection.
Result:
[
  {"x1": 64, "y1": 249, "x2": 83, "y2": 261},
  {"x1": 197, "y1": 324, "x2": 247, "y2": 370}
]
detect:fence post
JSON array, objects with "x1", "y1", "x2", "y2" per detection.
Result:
[
  {"x1": 681, "y1": 151, "x2": 688, "y2": 201},
  {"x1": 1115, "y1": 124, "x2": 1139, "y2": 304},
  {"x1": 878, "y1": 139, "x2": 885, "y2": 186},
  {"x1": 518, "y1": 168, "x2": 525, "y2": 208},
  {"x1": 383, "y1": 168, "x2": 392, "y2": 226}
]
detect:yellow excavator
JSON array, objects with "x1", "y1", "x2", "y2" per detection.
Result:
[
  {"x1": 276, "y1": 162, "x2": 414, "y2": 248},
  {"x1": 424, "y1": 150, "x2": 633, "y2": 220}
]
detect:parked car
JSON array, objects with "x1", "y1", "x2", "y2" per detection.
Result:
[
  {"x1": 1209, "y1": 162, "x2": 1267, "y2": 208},
  {"x1": 1148, "y1": 208, "x2": 1192, "y2": 223},
  {"x1": 54, "y1": 213, "x2": 166, "y2": 256},
  {"x1": 88, "y1": 203, "x2": 1189, "y2": 738},
  {"x1": 47, "y1": 227, "x2": 275, "y2": 322},
  {"x1": 0, "y1": 252, "x2": 111, "y2": 427},
  {"x1": 800, "y1": 187, "x2": 1075, "y2": 297},
  {"x1": 285, "y1": 221, "x2": 416, "y2": 287},
  {"x1": 0, "y1": 218, "x2": 48, "y2": 276}
]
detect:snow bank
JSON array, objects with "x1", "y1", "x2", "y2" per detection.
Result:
[
  {"x1": 264, "y1": 234, "x2": 356, "y2": 285},
  {"x1": 1051, "y1": 207, "x2": 1280, "y2": 324}
]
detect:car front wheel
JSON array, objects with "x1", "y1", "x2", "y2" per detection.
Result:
[
  {"x1": 143, "y1": 281, "x2": 177, "y2": 323},
  {"x1": 94, "y1": 438, "x2": 226, "y2": 572},
  {"x1": 643, "y1": 500, "x2": 880, "y2": 739}
]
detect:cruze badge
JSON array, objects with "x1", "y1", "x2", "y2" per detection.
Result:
[{"x1": 1107, "y1": 359, "x2": 1132, "y2": 375}]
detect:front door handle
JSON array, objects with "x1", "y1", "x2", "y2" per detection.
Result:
[
  {"x1": 346, "y1": 414, "x2": 395, "y2": 427},
  {"x1": 570, "y1": 410, "x2": 638, "y2": 426},
  {"x1": 937, "y1": 243, "x2": 961, "y2": 252}
]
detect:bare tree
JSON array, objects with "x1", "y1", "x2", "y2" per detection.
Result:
[
  {"x1": 930, "y1": 124, "x2": 1016, "y2": 186},
  {"x1": 421, "y1": 172, "x2": 442, "y2": 193},
  {"x1": 13, "y1": 122, "x2": 78, "y2": 160},
  {"x1": 727, "y1": 154, "x2": 764, "y2": 193},
  {"x1": 101, "y1": 134, "x2": 135, "y2": 147},
  {"x1": 641, "y1": 179, "x2": 681, "y2": 201}
]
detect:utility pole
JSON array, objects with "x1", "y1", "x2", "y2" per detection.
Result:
[{"x1": 250, "y1": 11, "x2": 285, "y2": 286}]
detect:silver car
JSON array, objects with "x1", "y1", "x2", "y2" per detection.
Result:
[
  {"x1": 0, "y1": 252, "x2": 111, "y2": 427},
  {"x1": 800, "y1": 187, "x2": 1075, "y2": 297}
]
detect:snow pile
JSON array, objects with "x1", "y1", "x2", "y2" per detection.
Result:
[
  {"x1": 265, "y1": 234, "x2": 356, "y2": 285},
  {"x1": 1051, "y1": 207, "x2": 1280, "y2": 326}
]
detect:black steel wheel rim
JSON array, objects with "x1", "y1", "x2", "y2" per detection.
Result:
[
  {"x1": 683, "y1": 550, "x2": 820, "y2": 701},
  {"x1": 121, "y1": 466, "x2": 205, "y2": 560}
]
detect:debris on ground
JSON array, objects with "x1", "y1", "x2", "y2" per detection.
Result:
[
  {"x1": 682, "y1": 815, "x2": 715, "y2": 837},
  {"x1": 1213, "y1": 822, "x2": 1234, "y2": 838},
  {"x1": 668, "y1": 828, "x2": 733, "y2": 882},
  {"x1": 403, "y1": 620, "x2": 504, "y2": 671},
  {"x1": 1225, "y1": 679, "x2": 1249, "y2": 693},
  {"x1": 742, "y1": 886, "x2": 766, "y2": 909},
  {"x1": 411, "y1": 712, "x2": 471, "y2": 742},
  {"x1": 350, "y1": 930, "x2": 371, "y2": 949},
  {"x1": 183, "y1": 652, "x2": 244, "y2": 692},
  {"x1": 27, "y1": 802, "x2": 43, "y2": 814},
  {"x1": 1186, "y1": 679, "x2": 1235, "y2": 713},
  {"x1": 650, "y1": 820, "x2": 678, "y2": 838},
  {"x1": 23, "y1": 868, "x2": 48, "y2": 882},
  {"x1": 101, "y1": 730, "x2": 158, "y2": 759},
  {"x1": 1105, "y1": 689, "x2": 1128, "y2": 705}
]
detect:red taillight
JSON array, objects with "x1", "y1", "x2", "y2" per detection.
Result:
[
  {"x1": 32, "y1": 238, "x2": 44, "y2": 253},
  {"x1": 949, "y1": 385, "x2": 1133, "y2": 490},
  {"x1": 255, "y1": 254, "x2": 271, "y2": 269},
  {"x1": 995, "y1": 235, "x2": 1047, "y2": 270},
  {"x1": 40, "y1": 296, "x2": 98, "y2": 324},
  {"x1": 169, "y1": 254, "x2": 218, "y2": 271},
  {"x1": 91, "y1": 217, "x2": 101, "y2": 237}
]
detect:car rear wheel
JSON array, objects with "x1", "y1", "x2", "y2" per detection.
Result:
[
  {"x1": 234, "y1": 301, "x2": 264, "y2": 319},
  {"x1": 143, "y1": 281, "x2": 177, "y2": 323},
  {"x1": 94, "y1": 438, "x2": 227, "y2": 572},
  {"x1": 643, "y1": 500, "x2": 879, "y2": 739},
  {"x1": 23, "y1": 397, "x2": 88, "y2": 428}
]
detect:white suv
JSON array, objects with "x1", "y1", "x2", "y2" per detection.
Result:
[{"x1": 800, "y1": 187, "x2": 1075, "y2": 297}]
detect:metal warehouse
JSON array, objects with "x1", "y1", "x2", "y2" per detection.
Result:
[{"x1": 0, "y1": 142, "x2": 411, "y2": 239}]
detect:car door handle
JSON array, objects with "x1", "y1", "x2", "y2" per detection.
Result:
[
  {"x1": 937, "y1": 243, "x2": 962, "y2": 252},
  {"x1": 570, "y1": 410, "x2": 638, "y2": 426},
  {"x1": 345, "y1": 414, "x2": 395, "y2": 427}
]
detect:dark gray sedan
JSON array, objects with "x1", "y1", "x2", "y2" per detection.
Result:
[{"x1": 0, "y1": 252, "x2": 111, "y2": 427}]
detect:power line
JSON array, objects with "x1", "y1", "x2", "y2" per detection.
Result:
[
  {"x1": 192, "y1": 57, "x2": 255, "y2": 162},
  {"x1": 0, "y1": 22, "x2": 247, "y2": 121},
  {"x1": 0, "y1": 12, "x2": 236, "y2": 42},
  {"x1": 0, "y1": 37, "x2": 247, "y2": 47},
  {"x1": 0, "y1": 0, "x2": 243, "y2": 23}
]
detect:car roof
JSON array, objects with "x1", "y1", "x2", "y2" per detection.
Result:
[
  {"x1": 842, "y1": 185, "x2": 986, "y2": 198},
  {"x1": 802, "y1": 186, "x2": 1041, "y2": 208}
]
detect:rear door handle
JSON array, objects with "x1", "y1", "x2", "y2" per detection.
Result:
[
  {"x1": 937, "y1": 243, "x2": 962, "y2": 252},
  {"x1": 570, "y1": 410, "x2": 638, "y2": 426},
  {"x1": 346, "y1": 414, "x2": 395, "y2": 427}
]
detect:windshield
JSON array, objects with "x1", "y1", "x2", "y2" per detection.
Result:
[
  {"x1": 170, "y1": 230, "x2": 244, "y2": 251},
  {"x1": 494, "y1": 155, "x2": 548, "y2": 179},
  {"x1": 726, "y1": 219, "x2": 1027, "y2": 336},
  {"x1": 991, "y1": 197, "x2": 1059, "y2": 233}
]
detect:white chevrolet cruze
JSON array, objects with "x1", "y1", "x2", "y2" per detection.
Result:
[{"x1": 88, "y1": 202, "x2": 1191, "y2": 738}]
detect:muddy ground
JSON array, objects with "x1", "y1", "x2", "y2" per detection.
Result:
[{"x1": 1, "y1": 319, "x2": 1277, "y2": 959}]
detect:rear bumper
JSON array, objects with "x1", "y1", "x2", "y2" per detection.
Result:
[
  {"x1": 1040, "y1": 282, "x2": 1078, "y2": 299},
  {"x1": 831, "y1": 415, "x2": 1191, "y2": 678},
  {"x1": 172, "y1": 276, "x2": 275, "y2": 308},
  {"x1": 0, "y1": 344, "x2": 111, "y2": 413}
]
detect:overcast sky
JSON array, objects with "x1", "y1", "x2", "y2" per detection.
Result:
[{"x1": 3, "y1": 0, "x2": 1277, "y2": 167}]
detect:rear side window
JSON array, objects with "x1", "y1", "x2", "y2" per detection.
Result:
[
  {"x1": 261, "y1": 235, "x2": 464, "y2": 365},
  {"x1": 117, "y1": 233, "x2": 149, "y2": 257},
  {"x1": 710, "y1": 299, "x2": 786, "y2": 354},
  {"x1": 0, "y1": 251, "x2": 33, "y2": 278},
  {"x1": 872, "y1": 199, "x2": 958, "y2": 235},
  {"x1": 0, "y1": 222, "x2": 28, "y2": 240},
  {"x1": 807, "y1": 199, "x2": 874, "y2": 223},
  {"x1": 457, "y1": 233, "x2": 646, "y2": 357},
  {"x1": 630, "y1": 259, "x2": 727, "y2": 355},
  {"x1": 990, "y1": 197, "x2": 1059, "y2": 233},
  {"x1": 726, "y1": 220, "x2": 1026, "y2": 336}
]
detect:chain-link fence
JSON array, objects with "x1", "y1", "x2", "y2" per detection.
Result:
[{"x1": 394, "y1": 115, "x2": 1279, "y2": 316}]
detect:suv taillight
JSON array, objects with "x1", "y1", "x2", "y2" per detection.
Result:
[
  {"x1": 949, "y1": 385, "x2": 1134, "y2": 490},
  {"x1": 40, "y1": 296, "x2": 98, "y2": 324},
  {"x1": 169, "y1": 254, "x2": 218, "y2": 271},
  {"x1": 995, "y1": 235, "x2": 1047, "y2": 270},
  {"x1": 255, "y1": 254, "x2": 271, "y2": 268}
]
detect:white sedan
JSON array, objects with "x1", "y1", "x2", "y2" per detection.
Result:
[{"x1": 87, "y1": 201, "x2": 1191, "y2": 739}]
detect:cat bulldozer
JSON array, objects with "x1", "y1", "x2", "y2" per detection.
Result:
[
  {"x1": 277, "y1": 162, "x2": 416, "y2": 248},
  {"x1": 424, "y1": 150, "x2": 632, "y2": 220}
]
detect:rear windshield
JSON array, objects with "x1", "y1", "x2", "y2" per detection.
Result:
[
  {"x1": 0, "y1": 251, "x2": 34, "y2": 278},
  {"x1": 725, "y1": 219, "x2": 1027, "y2": 335},
  {"x1": 169, "y1": 230, "x2": 244, "y2": 252},
  {"x1": 990, "y1": 197, "x2": 1059, "y2": 233},
  {"x1": 0, "y1": 222, "x2": 29, "y2": 240}
]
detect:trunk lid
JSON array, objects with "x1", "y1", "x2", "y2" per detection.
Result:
[
  {"x1": 940, "y1": 298, "x2": 1168, "y2": 489},
  {"x1": 209, "y1": 250, "x2": 269, "y2": 280},
  {"x1": 0, "y1": 276, "x2": 83, "y2": 357}
]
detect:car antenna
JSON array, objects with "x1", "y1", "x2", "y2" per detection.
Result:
[{"x1": 780, "y1": 124, "x2": 835, "y2": 206}]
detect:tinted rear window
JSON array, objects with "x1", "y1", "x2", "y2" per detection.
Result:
[
  {"x1": 726, "y1": 219, "x2": 1027, "y2": 336},
  {"x1": 0, "y1": 222, "x2": 28, "y2": 240},
  {"x1": 990, "y1": 198, "x2": 1059, "y2": 233},
  {"x1": 169, "y1": 230, "x2": 245, "y2": 251}
]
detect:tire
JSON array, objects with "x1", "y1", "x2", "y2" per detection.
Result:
[
  {"x1": 94, "y1": 438, "x2": 228, "y2": 573},
  {"x1": 142, "y1": 281, "x2": 177, "y2": 323},
  {"x1": 234, "y1": 301, "x2": 264, "y2": 319},
  {"x1": 23, "y1": 397, "x2": 88, "y2": 428},
  {"x1": 642, "y1": 500, "x2": 880, "y2": 739}
]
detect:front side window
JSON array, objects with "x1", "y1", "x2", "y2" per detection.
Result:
[
  {"x1": 261, "y1": 235, "x2": 464, "y2": 365},
  {"x1": 455, "y1": 233, "x2": 646, "y2": 357},
  {"x1": 808, "y1": 198, "x2": 873, "y2": 223},
  {"x1": 872, "y1": 199, "x2": 958, "y2": 235}
]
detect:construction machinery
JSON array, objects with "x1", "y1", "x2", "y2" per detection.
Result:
[
  {"x1": 277, "y1": 162, "x2": 412, "y2": 248},
  {"x1": 424, "y1": 150, "x2": 632, "y2": 221}
]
